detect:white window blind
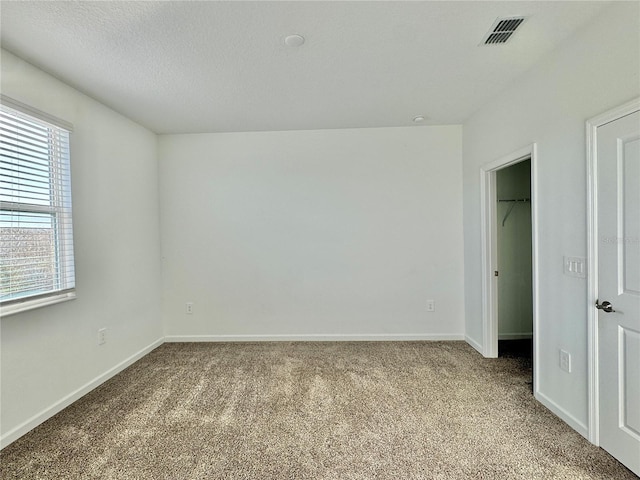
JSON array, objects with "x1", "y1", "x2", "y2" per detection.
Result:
[{"x1": 0, "y1": 97, "x2": 76, "y2": 313}]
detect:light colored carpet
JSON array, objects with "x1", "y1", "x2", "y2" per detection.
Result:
[{"x1": 0, "y1": 341, "x2": 635, "y2": 479}]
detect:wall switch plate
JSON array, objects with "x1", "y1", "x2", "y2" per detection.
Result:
[
  {"x1": 559, "y1": 349, "x2": 571, "y2": 373},
  {"x1": 98, "y1": 328, "x2": 107, "y2": 346},
  {"x1": 564, "y1": 256, "x2": 586, "y2": 278},
  {"x1": 186, "y1": 302, "x2": 194, "y2": 315},
  {"x1": 426, "y1": 300, "x2": 435, "y2": 312}
]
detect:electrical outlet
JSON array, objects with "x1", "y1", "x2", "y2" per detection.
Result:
[
  {"x1": 426, "y1": 300, "x2": 435, "y2": 312},
  {"x1": 186, "y1": 302, "x2": 194, "y2": 315},
  {"x1": 98, "y1": 328, "x2": 107, "y2": 346},
  {"x1": 559, "y1": 349, "x2": 571, "y2": 373}
]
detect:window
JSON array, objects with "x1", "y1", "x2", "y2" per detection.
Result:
[{"x1": 0, "y1": 96, "x2": 76, "y2": 316}]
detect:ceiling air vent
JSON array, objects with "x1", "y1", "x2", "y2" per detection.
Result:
[{"x1": 480, "y1": 16, "x2": 527, "y2": 45}]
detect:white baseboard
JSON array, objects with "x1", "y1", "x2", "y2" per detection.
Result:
[
  {"x1": 0, "y1": 337, "x2": 164, "y2": 449},
  {"x1": 498, "y1": 333, "x2": 533, "y2": 340},
  {"x1": 465, "y1": 335, "x2": 483, "y2": 355},
  {"x1": 535, "y1": 389, "x2": 589, "y2": 440},
  {"x1": 164, "y1": 333, "x2": 465, "y2": 342}
]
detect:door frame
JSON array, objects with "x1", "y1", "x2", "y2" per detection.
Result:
[
  {"x1": 586, "y1": 96, "x2": 640, "y2": 445},
  {"x1": 480, "y1": 144, "x2": 539, "y2": 390}
]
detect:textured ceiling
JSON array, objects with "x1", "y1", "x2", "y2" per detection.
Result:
[{"x1": 0, "y1": 1, "x2": 611, "y2": 134}]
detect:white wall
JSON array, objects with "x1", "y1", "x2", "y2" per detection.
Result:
[
  {"x1": 159, "y1": 126, "x2": 464, "y2": 340},
  {"x1": 463, "y1": 2, "x2": 640, "y2": 434},
  {"x1": 0, "y1": 50, "x2": 163, "y2": 445},
  {"x1": 497, "y1": 160, "x2": 532, "y2": 339}
]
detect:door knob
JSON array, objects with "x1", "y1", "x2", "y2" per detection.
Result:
[{"x1": 595, "y1": 300, "x2": 616, "y2": 313}]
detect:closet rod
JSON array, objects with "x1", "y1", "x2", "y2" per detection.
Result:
[{"x1": 500, "y1": 198, "x2": 530, "y2": 226}]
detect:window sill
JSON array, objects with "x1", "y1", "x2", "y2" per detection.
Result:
[{"x1": 0, "y1": 290, "x2": 76, "y2": 317}]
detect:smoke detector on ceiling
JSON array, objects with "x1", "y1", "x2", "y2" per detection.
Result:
[
  {"x1": 480, "y1": 16, "x2": 527, "y2": 45},
  {"x1": 284, "y1": 34, "x2": 305, "y2": 47}
]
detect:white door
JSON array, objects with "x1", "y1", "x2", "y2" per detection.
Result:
[{"x1": 597, "y1": 109, "x2": 640, "y2": 476}]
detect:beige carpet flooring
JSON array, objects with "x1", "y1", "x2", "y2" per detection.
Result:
[{"x1": 0, "y1": 341, "x2": 636, "y2": 479}]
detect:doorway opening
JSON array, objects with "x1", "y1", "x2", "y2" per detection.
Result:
[
  {"x1": 480, "y1": 144, "x2": 539, "y2": 394},
  {"x1": 495, "y1": 160, "x2": 533, "y2": 386}
]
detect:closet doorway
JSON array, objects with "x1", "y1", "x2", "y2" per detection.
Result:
[
  {"x1": 495, "y1": 160, "x2": 533, "y2": 378},
  {"x1": 480, "y1": 144, "x2": 538, "y2": 395}
]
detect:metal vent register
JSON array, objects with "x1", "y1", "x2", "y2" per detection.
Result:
[{"x1": 481, "y1": 16, "x2": 526, "y2": 45}]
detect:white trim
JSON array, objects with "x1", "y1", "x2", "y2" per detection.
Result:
[
  {"x1": 164, "y1": 333, "x2": 465, "y2": 343},
  {"x1": 536, "y1": 390, "x2": 589, "y2": 440},
  {"x1": 0, "y1": 94, "x2": 73, "y2": 132},
  {"x1": 480, "y1": 144, "x2": 534, "y2": 172},
  {"x1": 0, "y1": 337, "x2": 164, "y2": 449},
  {"x1": 586, "y1": 96, "x2": 640, "y2": 446},
  {"x1": 465, "y1": 335, "x2": 483, "y2": 354},
  {"x1": 0, "y1": 291, "x2": 76, "y2": 318},
  {"x1": 531, "y1": 149, "x2": 541, "y2": 398},
  {"x1": 480, "y1": 144, "x2": 538, "y2": 360},
  {"x1": 480, "y1": 167, "x2": 498, "y2": 357},
  {"x1": 498, "y1": 333, "x2": 533, "y2": 340}
]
